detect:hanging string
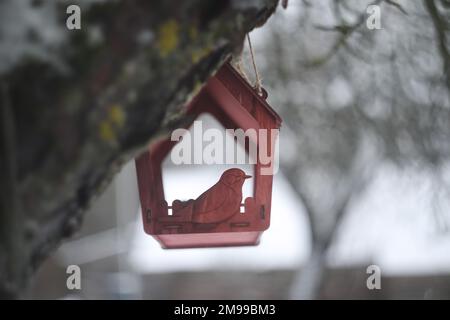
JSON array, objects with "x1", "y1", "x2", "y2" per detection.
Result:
[
  {"x1": 235, "y1": 54, "x2": 250, "y2": 83},
  {"x1": 246, "y1": 33, "x2": 262, "y2": 95}
]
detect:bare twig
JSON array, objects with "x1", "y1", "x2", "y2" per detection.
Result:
[
  {"x1": 307, "y1": 0, "x2": 385, "y2": 66},
  {"x1": 424, "y1": 0, "x2": 450, "y2": 91}
]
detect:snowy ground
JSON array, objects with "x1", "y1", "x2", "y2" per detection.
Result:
[
  {"x1": 127, "y1": 161, "x2": 450, "y2": 276},
  {"x1": 329, "y1": 162, "x2": 450, "y2": 275}
]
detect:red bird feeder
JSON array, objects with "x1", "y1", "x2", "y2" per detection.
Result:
[{"x1": 135, "y1": 61, "x2": 281, "y2": 249}]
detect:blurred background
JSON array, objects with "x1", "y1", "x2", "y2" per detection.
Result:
[{"x1": 27, "y1": 0, "x2": 450, "y2": 299}]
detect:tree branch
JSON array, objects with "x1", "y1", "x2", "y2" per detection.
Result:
[{"x1": 0, "y1": 0, "x2": 279, "y2": 298}]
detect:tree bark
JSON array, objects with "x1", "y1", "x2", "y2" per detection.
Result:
[{"x1": 0, "y1": 0, "x2": 278, "y2": 298}]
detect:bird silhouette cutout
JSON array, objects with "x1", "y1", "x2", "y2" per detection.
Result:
[{"x1": 171, "y1": 168, "x2": 251, "y2": 224}]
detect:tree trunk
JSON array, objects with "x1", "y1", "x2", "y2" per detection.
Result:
[{"x1": 289, "y1": 243, "x2": 327, "y2": 300}]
